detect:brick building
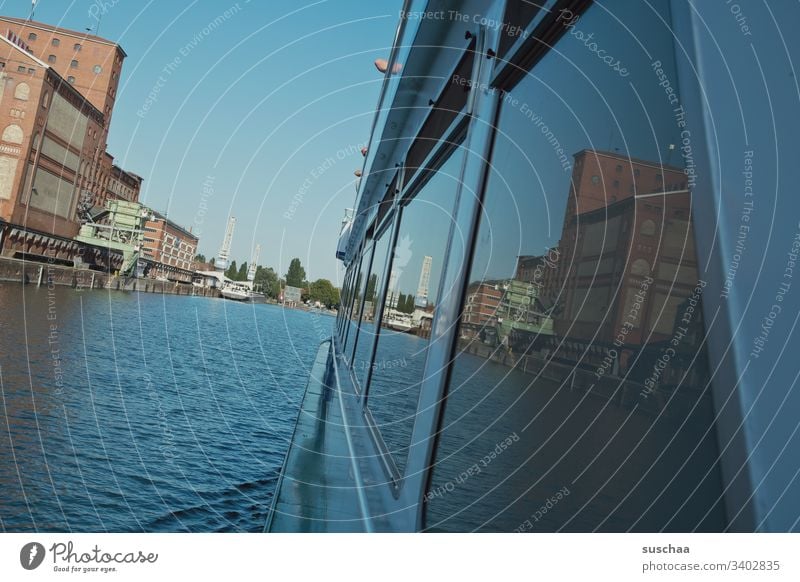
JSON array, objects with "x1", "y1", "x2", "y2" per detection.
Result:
[
  {"x1": 141, "y1": 211, "x2": 199, "y2": 282},
  {"x1": 0, "y1": 33, "x2": 106, "y2": 260},
  {"x1": 460, "y1": 281, "x2": 503, "y2": 341},
  {"x1": 0, "y1": 18, "x2": 140, "y2": 264},
  {"x1": 544, "y1": 149, "x2": 697, "y2": 348},
  {"x1": 0, "y1": 17, "x2": 124, "y2": 132}
]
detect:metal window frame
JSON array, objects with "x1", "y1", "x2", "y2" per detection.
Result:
[{"x1": 361, "y1": 119, "x2": 469, "y2": 490}]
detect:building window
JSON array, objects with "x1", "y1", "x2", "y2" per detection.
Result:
[
  {"x1": 71, "y1": 60, "x2": 79, "y2": 69},
  {"x1": 51, "y1": 38, "x2": 60, "y2": 46},
  {"x1": 73, "y1": 43, "x2": 82, "y2": 52},
  {"x1": 47, "y1": 54, "x2": 56, "y2": 63},
  {"x1": 28, "y1": 33, "x2": 37, "y2": 41},
  {"x1": 67, "y1": 76, "x2": 75, "y2": 84},
  {"x1": 93, "y1": 64, "x2": 102, "y2": 74},
  {"x1": 591, "y1": 174, "x2": 600, "y2": 185},
  {"x1": 17, "y1": 65, "x2": 26, "y2": 72}
]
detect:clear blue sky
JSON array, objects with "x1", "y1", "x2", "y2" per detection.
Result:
[{"x1": 4, "y1": 0, "x2": 401, "y2": 284}]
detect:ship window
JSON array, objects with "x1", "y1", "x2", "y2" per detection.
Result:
[
  {"x1": 344, "y1": 241, "x2": 371, "y2": 365},
  {"x1": 403, "y1": 44, "x2": 473, "y2": 188},
  {"x1": 338, "y1": 269, "x2": 354, "y2": 335},
  {"x1": 497, "y1": 0, "x2": 549, "y2": 58},
  {"x1": 425, "y1": 1, "x2": 725, "y2": 532},
  {"x1": 352, "y1": 221, "x2": 394, "y2": 390},
  {"x1": 366, "y1": 146, "x2": 464, "y2": 477}
]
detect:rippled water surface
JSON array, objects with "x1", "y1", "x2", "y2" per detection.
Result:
[{"x1": 0, "y1": 283, "x2": 329, "y2": 532}]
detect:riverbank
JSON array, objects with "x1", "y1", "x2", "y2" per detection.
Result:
[{"x1": 0, "y1": 255, "x2": 216, "y2": 297}]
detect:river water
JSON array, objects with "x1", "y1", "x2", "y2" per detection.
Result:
[{"x1": 0, "y1": 283, "x2": 329, "y2": 532}]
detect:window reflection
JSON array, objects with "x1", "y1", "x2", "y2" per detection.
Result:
[
  {"x1": 426, "y1": 2, "x2": 725, "y2": 531},
  {"x1": 343, "y1": 243, "x2": 367, "y2": 363},
  {"x1": 367, "y1": 148, "x2": 464, "y2": 475},
  {"x1": 352, "y1": 224, "x2": 393, "y2": 389}
]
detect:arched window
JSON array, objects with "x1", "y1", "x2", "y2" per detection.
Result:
[
  {"x1": 2, "y1": 124, "x2": 24, "y2": 144},
  {"x1": 630, "y1": 258, "x2": 651, "y2": 276},
  {"x1": 14, "y1": 82, "x2": 30, "y2": 100},
  {"x1": 640, "y1": 219, "x2": 656, "y2": 236}
]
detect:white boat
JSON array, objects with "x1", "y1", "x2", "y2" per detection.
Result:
[
  {"x1": 220, "y1": 282, "x2": 265, "y2": 302},
  {"x1": 383, "y1": 309, "x2": 413, "y2": 332}
]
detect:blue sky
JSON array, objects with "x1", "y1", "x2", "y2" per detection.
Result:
[{"x1": 4, "y1": 0, "x2": 401, "y2": 283}]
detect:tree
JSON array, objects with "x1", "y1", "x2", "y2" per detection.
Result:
[
  {"x1": 209, "y1": 257, "x2": 215, "y2": 267},
  {"x1": 308, "y1": 279, "x2": 340, "y2": 307},
  {"x1": 236, "y1": 261, "x2": 248, "y2": 281},
  {"x1": 194, "y1": 253, "x2": 206, "y2": 263},
  {"x1": 398, "y1": 293, "x2": 415, "y2": 314},
  {"x1": 253, "y1": 266, "x2": 279, "y2": 298},
  {"x1": 285, "y1": 258, "x2": 306, "y2": 288},
  {"x1": 225, "y1": 260, "x2": 238, "y2": 280},
  {"x1": 365, "y1": 273, "x2": 378, "y2": 304}
]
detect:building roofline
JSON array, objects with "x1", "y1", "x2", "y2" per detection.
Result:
[
  {"x1": 0, "y1": 16, "x2": 126, "y2": 56},
  {"x1": 0, "y1": 32, "x2": 48, "y2": 66},
  {"x1": 44, "y1": 67, "x2": 105, "y2": 122},
  {"x1": 0, "y1": 34, "x2": 105, "y2": 122},
  {"x1": 572, "y1": 148, "x2": 685, "y2": 174},
  {"x1": 150, "y1": 210, "x2": 198, "y2": 242}
]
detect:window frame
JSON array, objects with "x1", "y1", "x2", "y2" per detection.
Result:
[{"x1": 348, "y1": 21, "x2": 491, "y2": 496}]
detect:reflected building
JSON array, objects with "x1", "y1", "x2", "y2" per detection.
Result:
[
  {"x1": 415, "y1": 255, "x2": 432, "y2": 308},
  {"x1": 537, "y1": 149, "x2": 699, "y2": 382}
]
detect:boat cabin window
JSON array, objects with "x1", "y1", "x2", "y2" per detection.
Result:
[
  {"x1": 425, "y1": 0, "x2": 727, "y2": 532},
  {"x1": 366, "y1": 146, "x2": 464, "y2": 477},
  {"x1": 352, "y1": 220, "x2": 395, "y2": 390},
  {"x1": 343, "y1": 240, "x2": 367, "y2": 360}
]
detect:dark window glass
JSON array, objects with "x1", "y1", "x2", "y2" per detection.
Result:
[
  {"x1": 51, "y1": 38, "x2": 60, "y2": 46},
  {"x1": 27, "y1": 33, "x2": 37, "y2": 41},
  {"x1": 352, "y1": 222, "x2": 393, "y2": 389},
  {"x1": 74, "y1": 43, "x2": 82, "y2": 52},
  {"x1": 367, "y1": 147, "x2": 464, "y2": 476},
  {"x1": 497, "y1": 0, "x2": 552, "y2": 58},
  {"x1": 426, "y1": 1, "x2": 726, "y2": 532},
  {"x1": 47, "y1": 54, "x2": 56, "y2": 63},
  {"x1": 71, "y1": 60, "x2": 79, "y2": 69},
  {"x1": 345, "y1": 244, "x2": 372, "y2": 366}
]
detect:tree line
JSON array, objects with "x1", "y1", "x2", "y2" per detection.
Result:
[{"x1": 195, "y1": 254, "x2": 340, "y2": 307}]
